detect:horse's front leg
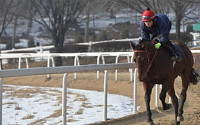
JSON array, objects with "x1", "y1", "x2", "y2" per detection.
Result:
[
  {"x1": 143, "y1": 82, "x2": 154, "y2": 125},
  {"x1": 160, "y1": 83, "x2": 171, "y2": 110}
]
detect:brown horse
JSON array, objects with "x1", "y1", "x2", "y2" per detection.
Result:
[{"x1": 129, "y1": 38, "x2": 199, "y2": 125}]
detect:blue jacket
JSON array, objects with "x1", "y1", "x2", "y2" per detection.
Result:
[{"x1": 140, "y1": 14, "x2": 171, "y2": 44}]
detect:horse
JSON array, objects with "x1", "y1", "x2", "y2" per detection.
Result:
[{"x1": 129, "y1": 38, "x2": 199, "y2": 125}]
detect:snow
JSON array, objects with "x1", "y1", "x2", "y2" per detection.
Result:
[
  {"x1": 3, "y1": 84, "x2": 139, "y2": 125},
  {"x1": 0, "y1": 44, "x2": 6, "y2": 50},
  {"x1": 16, "y1": 39, "x2": 29, "y2": 48}
]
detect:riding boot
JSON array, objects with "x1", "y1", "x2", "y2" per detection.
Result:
[{"x1": 166, "y1": 41, "x2": 182, "y2": 61}]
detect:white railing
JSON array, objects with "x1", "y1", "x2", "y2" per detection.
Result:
[
  {"x1": 1, "y1": 49, "x2": 199, "y2": 68},
  {"x1": 75, "y1": 38, "x2": 139, "y2": 45},
  {"x1": 1, "y1": 50, "x2": 200, "y2": 124},
  {"x1": 0, "y1": 52, "x2": 134, "y2": 81},
  {"x1": 0, "y1": 63, "x2": 137, "y2": 125},
  {"x1": 1, "y1": 45, "x2": 54, "y2": 53}
]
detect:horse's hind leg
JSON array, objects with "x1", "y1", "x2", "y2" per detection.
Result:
[
  {"x1": 177, "y1": 75, "x2": 190, "y2": 122},
  {"x1": 168, "y1": 86, "x2": 180, "y2": 125},
  {"x1": 160, "y1": 83, "x2": 171, "y2": 110}
]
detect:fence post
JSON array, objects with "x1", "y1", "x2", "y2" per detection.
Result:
[
  {"x1": 103, "y1": 70, "x2": 108, "y2": 121},
  {"x1": 130, "y1": 55, "x2": 134, "y2": 82},
  {"x1": 155, "y1": 84, "x2": 159, "y2": 107},
  {"x1": 62, "y1": 73, "x2": 68, "y2": 125},
  {"x1": 0, "y1": 59, "x2": 2, "y2": 70},
  {"x1": 133, "y1": 68, "x2": 137, "y2": 113},
  {"x1": 18, "y1": 55, "x2": 22, "y2": 69},
  {"x1": 40, "y1": 45, "x2": 43, "y2": 53},
  {"x1": 47, "y1": 55, "x2": 52, "y2": 79},
  {"x1": 0, "y1": 78, "x2": 2, "y2": 125},
  {"x1": 74, "y1": 55, "x2": 81, "y2": 80},
  {"x1": 115, "y1": 55, "x2": 119, "y2": 81},
  {"x1": 0, "y1": 50, "x2": 2, "y2": 70},
  {"x1": 25, "y1": 58, "x2": 29, "y2": 69},
  {"x1": 96, "y1": 55, "x2": 101, "y2": 79},
  {"x1": 51, "y1": 57, "x2": 55, "y2": 67}
]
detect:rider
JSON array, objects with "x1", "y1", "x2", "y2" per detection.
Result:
[{"x1": 140, "y1": 8, "x2": 182, "y2": 61}]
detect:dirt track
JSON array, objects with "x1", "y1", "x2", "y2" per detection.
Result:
[
  {"x1": 3, "y1": 71, "x2": 200, "y2": 125},
  {"x1": 91, "y1": 77, "x2": 200, "y2": 125}
]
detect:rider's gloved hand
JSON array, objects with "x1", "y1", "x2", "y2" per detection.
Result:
[
  {"x1": 152, "y1": 39, "x2": 161, "y2": 49},
  {"x1": 155, "y1": 42, "x2": 161, "y2": 49}
]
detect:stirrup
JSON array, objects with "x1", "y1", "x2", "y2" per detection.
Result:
[{"x1": 171, "y1": 55, "x2": 181, "y2": 61}]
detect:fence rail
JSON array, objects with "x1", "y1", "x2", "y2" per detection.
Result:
[
  {"x1": 0, "y1": 52, "x2": 134, "y2": 81},
  {"x1": 0, "y1": 63, "x2": 135, "y2": 78},
  {"x1": 1, "y1": 45, "x2": 54, "y2": 53}
]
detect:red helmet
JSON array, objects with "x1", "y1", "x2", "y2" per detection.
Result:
[{"x1": 142, "y1": 8, "x2": 155, "y2": 22}]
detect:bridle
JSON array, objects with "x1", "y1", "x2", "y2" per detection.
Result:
[{"x1": 134, "y1": 48, "x2": 158, "y2": 73}]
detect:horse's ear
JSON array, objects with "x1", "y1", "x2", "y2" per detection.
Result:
[
  {"x1": 142, "y1": 43, "x2": 145, "y2": 48},
  {"x1": 129, "y1": 41, "x2": 136, "y2": 50}
]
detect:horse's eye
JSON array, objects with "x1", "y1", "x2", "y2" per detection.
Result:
[
  {"x1": 140, "y1": 57, "x2": 144, "y2": 61},
  {"x1": 134, "y1": 56, "x2": 145, "y2": 62},
  {"x1": 134, "y1": 56, "x2": 142, "y2": 62}
]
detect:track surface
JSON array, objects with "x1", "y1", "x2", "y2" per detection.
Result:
[{"x1": 4, "y1": 72, "x2": 200, "y2": 125}]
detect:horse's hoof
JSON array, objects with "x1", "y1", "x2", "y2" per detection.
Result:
[
  {"x1": 163, "y1": 104, "x2": 171, "y2": 110},
  {"x1": 147, "y1": 121, "x2": 154, "y2": 125},
  {"x1": 177, "y1": 116, "x2": 184, "y2": 122}
]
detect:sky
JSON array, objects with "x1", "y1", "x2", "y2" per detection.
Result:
[{"x1": 3, "y1": 84, "x2": 138, "y2": 125}]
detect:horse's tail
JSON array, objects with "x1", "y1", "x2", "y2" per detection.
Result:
[{"x1": 190, "y1": 68, "x2": 199, "y2": 85}]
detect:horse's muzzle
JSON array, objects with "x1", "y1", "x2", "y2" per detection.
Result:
[
  {"x1": 138, "y1": 72, "x2": 147, "y2": 82},
  {"x1": 139, "y1": 77, "x2": 147, "y2": 82}
]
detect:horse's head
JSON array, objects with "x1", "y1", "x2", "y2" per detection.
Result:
[{"x1": 130, "y1": 38, "x2": 155, "y2": 82}]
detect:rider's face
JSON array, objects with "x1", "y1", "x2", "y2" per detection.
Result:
[{"x1": 144, "y1": 20, "x2": 153, "y2": 28}]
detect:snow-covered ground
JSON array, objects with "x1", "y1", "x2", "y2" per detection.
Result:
[{"x1": 3, "y1": 84, "x2": 138, "y2": 125}]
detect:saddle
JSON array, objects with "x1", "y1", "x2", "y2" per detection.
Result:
[
  {"x1": 162, "y1": 41, "x2": 182, "y2": 61},
  {"x1": 162, "y1": 43, "x2": 174, "y2": 56}
]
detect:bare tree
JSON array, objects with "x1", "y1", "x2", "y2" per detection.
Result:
[
  {"x1": 11, "y1": 1, "x2": 22, "y2": 49},
  {"x1": 0, "y1": 0, "x2": 21, "y2": 49},
  {"x1": 31, "y1": 0, "x2": 85, "y2": 65},
  {"x1": 82, "y1": 0, "x2": 108, "y2": 43},
  {"x1": 22, "y1": 1, "x2": 35, "y2": 36},
  {"x1": 12, "y1": 15, "x2": 18, "y2": 49},
  {"x1": 169, "y1": 0, "x2": 200, "y2": 39},
  {"x1": 113, "y1": 0, "x2": 171, "y2": 14},
  {"x1": 83, "y1": 0, "x2": 90, "y2": 43},
  {"x1": 113, "y1": 0, "x2": 200, "y2": 40},
  {"x1": 0, "y1": 0, "x2": 16, "y2": 38},
  {"x1": 0, "y1": 0, "x2": 18, "y2": 68}
]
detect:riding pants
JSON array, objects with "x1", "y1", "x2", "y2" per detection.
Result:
[{"x1": 166, "y1": 41, "x2": 182, "y2": 57}]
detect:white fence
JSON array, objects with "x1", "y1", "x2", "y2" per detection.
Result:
[
  {"x1": 1, "y1": 45, "x2": 54, "y2": 54},
  {"x1": 0, "y1": 52, "x2": 134, "y2": 81},
  {"x1": 0, "y1": 63, "x2": 137, "y2": 125},
  {"x1": 1, "y1": 50, "x2": 200, "y2": 124},
  {"x1": 1, "y1": 50, "x2": 200, "y2": 80}
]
